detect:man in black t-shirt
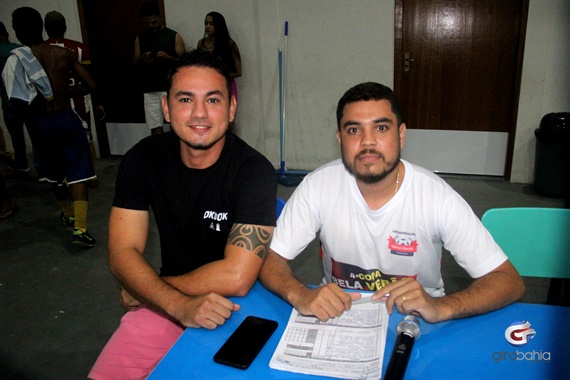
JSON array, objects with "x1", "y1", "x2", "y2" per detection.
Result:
[{"x1": 89, "y1": 49, "x2": 277, "y2": 379}]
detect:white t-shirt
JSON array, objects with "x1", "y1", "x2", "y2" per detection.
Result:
[{"x1": 271, "y1": 159, "x2": 507, "y2": 297}]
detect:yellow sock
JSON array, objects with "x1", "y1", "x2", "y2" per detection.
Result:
[
  {"x1": 59, "y1": 199, "x2": 74, "y2": 218},
  {"x1": 73, "y1": 200, "x2": 89, "y2": 232}
]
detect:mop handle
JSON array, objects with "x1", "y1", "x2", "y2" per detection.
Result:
[
  {"x1": 279, "y1": 49, "x2": 284, "y2": 172},
  {"x1": 280, "y1": 22, "x2": 288, "y2": 174},
  {"x1": 282, "y1": 23, "x2": 288, "y2": 134}
]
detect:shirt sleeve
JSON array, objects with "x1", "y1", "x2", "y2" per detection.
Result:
[
  {"x1": 232, "y1": 155, "x2": 278, "y2": 227},
  {"x1": 270, "y1": 173, "x2": 323, "y2": 260},
  {"x1": 440, "y1": 190, "x2": 508, "y2": 278}
]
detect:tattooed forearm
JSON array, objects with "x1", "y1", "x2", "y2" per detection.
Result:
[{"x1": 228, "y1": 224, "x2": 272, "y2": 259}]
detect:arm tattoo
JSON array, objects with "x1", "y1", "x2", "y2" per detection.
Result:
[{"x1": 228, "y1": 224, "x2": 272, "y2": 259}]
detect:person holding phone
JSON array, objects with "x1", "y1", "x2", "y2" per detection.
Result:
[
  {"x1": 88, "y1": 49, "x2": 277, "y2": 379},
  {"x1": 133, "y1": 1, "x2": 185, "y2": 135}
]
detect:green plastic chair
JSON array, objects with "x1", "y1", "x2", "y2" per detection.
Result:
[{"x1": 481, "y1": 207, "x2": 570, "y2": 279}]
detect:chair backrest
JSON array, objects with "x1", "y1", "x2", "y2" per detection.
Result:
[
  {"x1": 276, "y1": 197, "x2": 286, "y2": 218},
  {"x1": 481, "y1": 207, "x2": 570, "y2": 279}
]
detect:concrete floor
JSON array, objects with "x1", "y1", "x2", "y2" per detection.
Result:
[{"x1": 0, "y1": 156, "x2": 565, "y2": 379}]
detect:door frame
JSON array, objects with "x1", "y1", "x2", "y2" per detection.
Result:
[
  {"x1": 394, "y1": 0, "x2": 530, "y2": 180},
  {"x1": 76, "y1": 0, "x2": 167, "y2": 157}
]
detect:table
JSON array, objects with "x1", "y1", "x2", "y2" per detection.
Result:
[{"x1": 149, "y1": 282, "x2": 570, "y2": 379}]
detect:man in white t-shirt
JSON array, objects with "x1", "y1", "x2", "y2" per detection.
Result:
[{"x1": 259, "y1": 82, "x2": 524, "y2": 323}]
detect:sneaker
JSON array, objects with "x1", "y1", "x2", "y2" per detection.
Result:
[
  {"x1": 60, "y1": 212, "x2": 75, "y2": 226},
  {"x1": 73, "y1": 229, "x2": 96, "y2": 247}
]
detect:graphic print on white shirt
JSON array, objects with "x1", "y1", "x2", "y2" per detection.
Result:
[{"x1": 330, "y1": 257, "x2": 417, "y2": 291}]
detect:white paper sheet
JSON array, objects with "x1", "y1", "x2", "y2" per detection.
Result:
[{"x1": 270, "y1": 295, "x2": 389, "y2": 379}]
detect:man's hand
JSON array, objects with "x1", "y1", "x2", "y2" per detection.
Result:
[
  {"x1": 174, "y1": 293, "x2": 241, "y2": 330},
  {"x1": 154, "y1": 51, "x2": 177, "y2": 62},
  {"x1": 120, "y1": 286, "x2": 239, "y2": 329},
  {"x1": 372, "y1": 278, "x2": 445, "y2": 323},
  {"x1": 291, "y1": 283, "x2": 362, "y2": 321},
  {"x1": 372, "y1": 261, "x2": 525, "y2": 323},
  {"x1": 141, "y1": 51, "x2": 154, "y2": 64}
]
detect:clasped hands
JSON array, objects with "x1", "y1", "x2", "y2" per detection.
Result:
[
  {"x1": 119, "y1": 286, "x2": 240, "y2": 330},
  {"x1": 141, "y1": 51, "x2": 172, "y2": 64},
  {"x1": 292, "y1": 278, "x2": 446, "y2": 323}
]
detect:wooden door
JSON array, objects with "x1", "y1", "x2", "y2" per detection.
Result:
[
  {"x1": 77, "y1": 0, "x2": 166, "y2": 155},
  {"x1": 394, "y1": 0, "x2": 528, "y2": 178}
]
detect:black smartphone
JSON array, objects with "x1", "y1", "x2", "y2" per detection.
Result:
[{"x1": 213, "y1": 316, "x2": 278, "y2": 369}]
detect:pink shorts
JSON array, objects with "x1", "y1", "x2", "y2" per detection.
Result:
[{"x1": 88, "y1": 306, "x2": 184, "y2": 380}]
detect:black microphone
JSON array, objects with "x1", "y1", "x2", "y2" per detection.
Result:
[{"x1": 384, "y1": 315, "x2": 421, "y2": 380}]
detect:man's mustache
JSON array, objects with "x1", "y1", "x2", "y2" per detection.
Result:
[{"x1": 355, "y1": 149, "x2": 384, "y2": 160}]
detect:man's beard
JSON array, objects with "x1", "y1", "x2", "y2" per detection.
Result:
[
  {"x1": 342, "y1": 148, "x2": 400, "y2": 184},
  {"x1": 180, "y1": 131, "x2": 226, "y2": 151}
]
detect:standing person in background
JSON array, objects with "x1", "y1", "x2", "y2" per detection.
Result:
[
  {"x1": 44, "y1": 10, "x2": 101, "y2": 188},
  {"x1": 0, "y1": 22, "x2": 20, "y2": 171},
  {"x1": 9, "y1": 6, "x2": 101, "y2": 247},
  {"x1": 133, "y1": 1, "x2": 185, "y2": 136},
  {"x1": 197, "y1": 11, "x2": 242, "y2": 104},
  {"x1": 0, "y1": 21, "x2": 36, "y2": 174}
]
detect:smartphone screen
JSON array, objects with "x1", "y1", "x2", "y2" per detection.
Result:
[{"x1": 213, "y1": 316, "x2": 278, "y2": 369}]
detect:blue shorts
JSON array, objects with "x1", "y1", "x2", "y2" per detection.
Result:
[{"x1": 28, "y1": 109, "x2": 95, "y2": 185}]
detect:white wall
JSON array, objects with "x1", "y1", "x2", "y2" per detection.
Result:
[
  {"x1": 511, "y1": 0, "x2": 570, "y2": 183},
  {"x1": 1, "y1": 0, "x2": 567, "y2": 183}
]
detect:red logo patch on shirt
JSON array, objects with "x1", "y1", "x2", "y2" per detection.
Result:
[{"x1": 388, "y1": 236, "x2": 418, "y2": 257}]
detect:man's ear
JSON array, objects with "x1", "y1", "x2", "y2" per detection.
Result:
[
  {"x1": 399, "y1": 123, "x2": 407, "y2": 150},
  {"x1": 229, "y1": 94, "x2": 237, "y2": 123},
  {"x1": 161, "y1": 95, "x2": 170, "y2": 122}
]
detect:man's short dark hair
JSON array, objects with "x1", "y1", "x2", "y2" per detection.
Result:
[
  {"x1": 12, "y1": 7, "x2": 43, "y2": 45},
  {"x1": 166, "y1": 49, "x2": 232, "y2": 99},
  {"x1": 336, "y1": 82, "x2": 403, "y2": 130},
  {"x1": 44, "y1": 10, "x2": 67, "y2": 38},
  {"x1": 141, "y1": 1, "x2": 161, "y2": 17}
]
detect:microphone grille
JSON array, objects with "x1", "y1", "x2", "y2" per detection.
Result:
[{"x1": 397, "y1": 315, "x2": 421, "y2": 339}]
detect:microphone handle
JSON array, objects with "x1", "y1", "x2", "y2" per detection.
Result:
[{"x1": 384, "y1": 333, "x2": 415, "y2": 380}]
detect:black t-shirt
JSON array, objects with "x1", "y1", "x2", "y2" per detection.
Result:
[
  {"x1": 138, "y1": 27, "x2": 178, "y2": 92},
  {"x1": 113, "y1": 132, "x2": 277, "y2": 276}
]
